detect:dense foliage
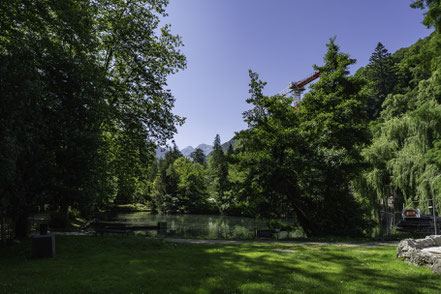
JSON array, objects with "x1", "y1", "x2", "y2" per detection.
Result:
[
  {"x1": 0, "y1": 0, "x2": 185, "y2": 237},
  {"x1": 230, "y1": 38, "x2": 369, "y2": 237},
  {"x1": 2, "y1": 0, "x2": 441, "y2": 239},
  {"x1": 348, "y1": 0, "x2": 441, "y2": 235}
]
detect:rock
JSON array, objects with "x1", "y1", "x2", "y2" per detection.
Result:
[
  {"x1": 431, "y1": 259, "x2": 441, "y2": 274},
  {"x1": 397, "y1": 235, "x2": 441, "y2": 274}
]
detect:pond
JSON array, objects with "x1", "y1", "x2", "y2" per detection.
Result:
[{"x1": 112, "y1": 212, "x2": 303, "y2": 240}]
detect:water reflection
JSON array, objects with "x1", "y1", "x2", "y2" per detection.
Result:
[{"x1": 112, "y1": 212, "x2": 303, "y2": 239}]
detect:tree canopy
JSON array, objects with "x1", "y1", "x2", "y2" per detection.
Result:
[{"x1": 0, "y1": 0, "x2": 185, "y2": 237}]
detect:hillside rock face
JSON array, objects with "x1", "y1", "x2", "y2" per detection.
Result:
[
  {"x1": 180, "y1": 144, "x2": 213, "y2": 158},
  {"x1": 397, "y1": 235, "x2": 441, "y2": 274},
  {"x1": 195, "y1": 144, "x2": 213, "y2": 156},
  {"x1": 180, "y1": 146, "x2": 196, "y2": 158}
]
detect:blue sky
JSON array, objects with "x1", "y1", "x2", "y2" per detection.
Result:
[{"x1": 164, "y1": 0, "x2": 432, "y2": 149}]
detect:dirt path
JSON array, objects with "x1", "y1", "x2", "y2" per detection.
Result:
[
  {"x1": 49, "y1": 232, "x2": 398, "y2": 247},
  {"x1": 165, "y1": 238, "x2": 398, "y2": 247}
]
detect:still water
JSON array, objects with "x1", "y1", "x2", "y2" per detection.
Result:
[{"x1": 112, "y1": 212, "x2": 303, "y2": 239}]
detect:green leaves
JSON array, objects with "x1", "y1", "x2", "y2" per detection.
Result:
[
  {"x1": 0, "y1": 0, "x2": 186, "y2": 233},
  {"x1": 237, "y1": 39, "x2": 369, "y2": 236},
  {"x1": 411, "y1": 0, "x2": 441, "y2": 31}
]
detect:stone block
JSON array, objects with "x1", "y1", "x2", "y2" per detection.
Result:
[
  {"x1": 32, "y1": 234, "x2": 56, "y2": 258},
  {"x1": 397, "y1": 235, "x2": 441, "y2": 274}
]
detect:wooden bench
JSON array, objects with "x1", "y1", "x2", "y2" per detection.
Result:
[
  {"x1": 256, "y1": 229, "x2": 275, "y2": 238},
  {"x1": 92, "y1": 222, "x2": 167, "y2": 236}
]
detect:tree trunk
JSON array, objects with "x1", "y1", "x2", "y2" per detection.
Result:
[
  {"x1": 55, "y1": 203, "x2": 70, "y2": 228},
  {"x1": 291, "y1": 203, "x2": 319, "y2": 237},
  {"x1": 14, "y1": 214, "x2": 29, "y2": 239},
  {"x1": 1, "y1": 213, "x2": 6, "y2": 247}
]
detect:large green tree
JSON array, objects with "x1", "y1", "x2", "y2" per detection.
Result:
[
  {"x1": 208, "y1": 135, "x2": 230, "y2": 213},
  {"x1": 152, "y1": 145, "x2": 182, "y2": 213},
  {"x1": 0, "y1": 0, "x2": 185, "y2": 236},
  {"x1": 236, "y1": 75, "x2": 302, "y2": 219},
  {"x1": 0, "y1": 0, "x2": 110, "y2": 235},
  {"x1": 353, "y1": 2, "x2": 441, "y2": 233},
  {"x1": 237, "y1": 38, "x2": 369, "y2": 236},
  {"x1": 361, "y1": 42, "x2": 397, "y2": 120},
  {"x1": 297, "y1": 38, "x2": 369, "y2": 236},
  {"x1": 190, "y1": 148, "x2": 206, "y2": 166},
  {"x1": 411, "y1": 0, "x2": 441, "y2": 31}
]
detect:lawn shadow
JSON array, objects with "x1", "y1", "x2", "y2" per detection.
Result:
[
  {"x1": 174, "y1": 243, "x2": 441, "y2": 294},
  {"x1": 1, "y1": 236, "x2": 440, "y2": 294}
]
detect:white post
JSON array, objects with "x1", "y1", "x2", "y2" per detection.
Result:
[{"x1": 432, "y1": 199, "x2": 438, "y2": 236}]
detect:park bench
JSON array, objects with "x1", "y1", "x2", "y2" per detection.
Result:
[
  {"x1": 92, "y1": 222, "x2": 167, "y2": 236},
  {"x1": 255, "y1": 229, "x2": 275, "y2": 238}
]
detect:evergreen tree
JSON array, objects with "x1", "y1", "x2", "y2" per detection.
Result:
[
  {"x1": 298, "y1": 37, "x2": 369, "y2": 236},
  {"x1": 190, "y1": 148, "x2": 206, "y2": 166},
  {"x1": 364, "y1": 42, "x2": 397, "y2": 120},
  {"x1": 211, "y1": 135, "x2": 223, "y2": 167},
  {"x1": 237, "y1": 38, "x2": 369, "y2": 236},
  {"x1": 236, "y1": 69, "x2": 303, "y2": 219},
  {"x1": 209, "y1": 135, "x2": 229, "y2": 212}
]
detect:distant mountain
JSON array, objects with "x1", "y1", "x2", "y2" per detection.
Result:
[
  {"x1": 180, "y1": 146, "x2": 196, "y2": 158},
  {"x1": 195, "y1": 144, "x2": 213, "y2": 156},
  {"x1": 155, "y1": 137, "x2": 237, "y2": 159},
  {"x1": 180, "y1": 144, "x2": 213, "y2": 158},
  {"x1": 221, "y1": 138, "x2": 237, "y2": 153},
  {"x1": 155, "y1": 147, "x2": 168, "y2": 159}
]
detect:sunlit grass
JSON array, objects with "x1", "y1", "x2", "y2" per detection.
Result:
[{"x1": 1, "y1": 236, "x2": 440, "y2": 293}]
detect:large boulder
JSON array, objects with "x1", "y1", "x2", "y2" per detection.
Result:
[{"x1": 397, "y1": 235, "x2": 441, "y2": 274}]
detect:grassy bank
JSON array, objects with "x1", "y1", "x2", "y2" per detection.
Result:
[{"x1": 1, "y1": 236, "x2": 440, "y2": 294}]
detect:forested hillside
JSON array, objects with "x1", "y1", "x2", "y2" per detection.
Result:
[{"x1": 355, "y1": 26, "x2": 441, "y2": 232}]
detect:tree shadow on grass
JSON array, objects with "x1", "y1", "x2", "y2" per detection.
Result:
[
  {"x1": 175, "y1": 244, "x2": 441, "y2": 294},
  {"x1": 1, "y1": 237, "x2": 440, "y2": 294}
]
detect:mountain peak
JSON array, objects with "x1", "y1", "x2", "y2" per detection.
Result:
[
  {"x1": 195, "y1": 144, "x2": 213, "y2": 155},
  {"x1": 181, "y1": 144, "x2": 212, "y2": 158}
]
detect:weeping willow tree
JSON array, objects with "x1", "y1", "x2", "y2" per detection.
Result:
[
  {"x1": 353, "y1": 2, "x2": 441, "y2": 231},
  {"x1": 358, "y1": 68, "x2": 441, "y2": 223}
]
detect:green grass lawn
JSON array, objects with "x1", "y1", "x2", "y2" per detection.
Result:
[{"x1": 1, "y1": 236, "x2": 440, "y2": 294}]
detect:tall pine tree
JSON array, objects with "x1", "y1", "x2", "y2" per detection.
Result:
[
  {"x1": 298, "y1": 37, "x2": 370, "y2": 236},
  {"x1": 364, "y1": 42, "x2": 397, "y2": 120}
]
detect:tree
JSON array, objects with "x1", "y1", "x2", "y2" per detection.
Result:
[
  {"x1": 93, "y1": 0, "x2": 186, "y2": 208},
  {"x1": 209, "y1": 135, "x2": 229, "y2": 212},
  {"x1": 0, "y1": 0, "x2": 186, "y2": 236},
  {"x1": 298, "y1": 37, "x2": 369, "y2": 236},
  {"x1": 190, "y1": 148, "x2": 206, "y2": 165},
  {"x1": 0, "y1": 0, "x2": 110, "y2": 234},
  {"x1": 152, "y1": 153, "x2": 211, "y2": 214},
  {"x1": 226, "y1": 143, "x2": 235, "y2": 159},
  {"x1": 354, "y1": 20, "x2": 441, "y2": 233},
  {"x1": 236, "y1": 69, "x2": 303, "y2": 219},
  {"x1": 237, "y1": 38, "x2": 369, "y2": 236},
  {"x1": 359, "y1": 69, "x2": 441, "y2": 221},
  {"x1": 363, "y1": 42, "x2": 397, "y2": 120},
  {"x1": 411, "y1": 0, "x2": 441, "y2": 31},
  {"x1": 173, "y1": 157, "x2": 210, "y2": 213},
  {"x1": 152, "y1": 146, "x2": 182, "y2": 213}
]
